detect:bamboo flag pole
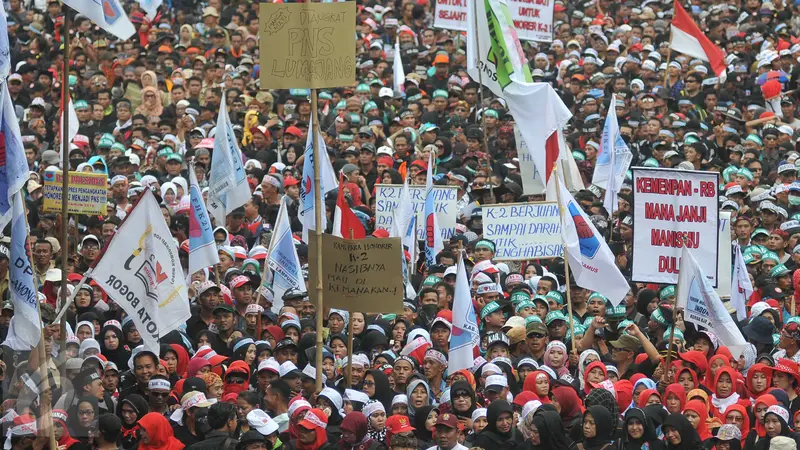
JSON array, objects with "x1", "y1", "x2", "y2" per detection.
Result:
[
  {"x1": 662, "y1": 32, "x2": 673, "y2": 89},
  {"x1": 311, "y1": 88, "x2": 325, "y2": 392},
  {"x1": 59, "y1": 12, "x2": 72, "y2": 357},
  {"x1": 552, "y1": 163, "x2": 577, "y2": 355},
  {"x1": 345, "y1": 229, "x2": 355, "y2": 388},
  {"x1": 470, "y1": 4, "x2": 493, "y2": 198}
]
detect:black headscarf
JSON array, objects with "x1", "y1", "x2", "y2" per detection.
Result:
[
  {"x1": 412, "y1": 405, "x2": 435, "y2": 443},
  {"x1": 99, "y1": 323, "x2": 130, "y2": 369},
  {"x1": 485, "y1": 399, "x2": 513, "y2": 440},
  {"x1": 663, "y1": 413, "x2": 704, "y2": 450},
  {"x1": 360, "y1": 330, "x2": 388, "y2": 357},
  {"x1": 620, "y1": 408, "x2": 664, "y2": 450},
  {"x1": 118, "y1": 394, "x2": 148, "y2": 450},
  {"x1": 449, "y1": 380, "x2": 476, "y2": 419},
  {"x1": 585, "y1": 387, "x2": 620, "y2": 429},
  {"x1": 531, "y1": 410, "x2": 573, "y2": 450},
  {"x1": 582, "y1": 406, "x2": 615, "y2": 450},
  {"x1": 367, "y1": 369, "x2": 393, "y2": 412},
  {"x1": 68, "y1": 395, "x2": 99, "y2": 440}
]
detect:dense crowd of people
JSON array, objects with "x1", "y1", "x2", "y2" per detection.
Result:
[{"x1": 8, "y1": 0, "x2": 800, "y2": 450}]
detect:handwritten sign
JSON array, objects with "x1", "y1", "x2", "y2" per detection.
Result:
[
  {"x1": 308, "y1": 234, "x2": 404, "y2": 313},
  {"x1": 42, "y1": 171, "x2": 108, "y2": 215},
  {"x1": 434, "y1": 0, "x2": 554, "y2": 43},
  {"x1": 482, "y1": 202, "x2": 562, "y2": 260},
  {"x1": 375, "y1": 184, "x2": 458, "y2": 241},
  {"x1": 259, "y1": 2, "x2": 356, "y2": 89},
  {"x1": 631, "y1": 168, "x2": 719, "y2": 286}
]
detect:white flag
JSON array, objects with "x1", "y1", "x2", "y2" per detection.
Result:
[
  {"x1": 557, "y1": 175, "x2": 628, "y2": 306},
  {"x1": 268, "y1": 199, "x2": 304, "y2": 310},
  {"x1": 730, "y1": 244, "x2": 753, "y2": 321},
  {"x1": 207, "y1": 92, "x2": 251, "y2": 225},
  {"x1": 188, "y1": 163, "x2": 219, "y2": 276},
  {"x1": 91, "y1": 189, "x2": 190, "y2": 355},
  {"x1": 593, "y1": 94, "x2": 632, "y2": 213},
  {"x1": 137, "y1": 0, "x2": 162, "y2": 21},
  {"x1": 62, "y1": 0, "x2": 135, "y2": 40},
  {"x1": 545, "y1": 130, "x2": 585, "y2": 201},
  {"x1": 0, "y1": 0, "x2": 11, "y2": 81},
  {"x1": 299, "y1": 118, "x2": 338, "y2": 242},
  {"x1": 423, "y1": 153, "x2": 442, "y2": 267},
  {"x1": 59, "y1": 94, "x2": 79, "y2": 159},
  {"x1": 449, "y1": 254, "x2": 479, "y2": 372},
  {"x1": 7, "y1": 191, "x2": 39, "y2": 349},
  {"x1": 676, "y1": 245, "x2": 747, "y2": 359},
  {"x1": 393, "y1": 38, "x2": 405, "y2": 93}
]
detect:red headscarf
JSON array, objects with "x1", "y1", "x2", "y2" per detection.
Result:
[
  {"x1": 187, "y1": 358, "x2": 211, "y2": 378},
  {"x1": 583, "y1": 361, "x2": 608, "y2": 395},
  {"x1": 747, "y1": 363, "x2": 774, "y2": 397},
  {"x1": 723, "y1": 403, "x2": 750, "y2": 440},
  {"x1": 169, "y1": 344, "x2": 189, "y2": 378},
  {"x1": 552, "y1": 385, "x2": 582, "y2": 422},
  {"x1": 289, "y1": 400, "x2": 312, "y2": 439},
  {"x1": 614, "y1": 380, "x2": 634, "y2": 414},
  {"x1": 676, "y1": 366, "x2": 699, "y2": 391},
  {"x1": 52, "y1": 409, "x2": 79, "y2": 449},
  {"x1": 712, "y1": 366, "x2": 739, "y2": 399},
  {"x1": 138, "y1": 413, "x2": 184, "y2": 450},
  {"x1": 703, "y1": 354, "x2": 732, "y2": 387},
  {"x1": 636, "y1": 389, "x2": 661, "y2": 409},
  {"x1": 513, "y1": 391, "x2": 540, "y2": 408},
  {"x1": 338, "y1": 411, "x2": 371, "y2": 450},
  {"x1": 683, "y1": 400, "x2": 713, "y2": 441},
  {"x1": 223, "y1": 361, "x2": 251, "y2": 397},
  {"x1": 754, "y1": 394, "x2": 779, "y2": 437},
  {"x1": 523, "y1": 371, "x2": 552, "y2": 402},
  {"x1": 664, "y1": 383, "x2": 687, "y2": 413}
]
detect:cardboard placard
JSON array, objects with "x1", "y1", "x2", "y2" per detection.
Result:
[
  {"x1": 482, "y1": 202, "x2": 562, "y2": 260},
  {"x1": 308, "y1": 234, "x2": 404, "y2": 313},
  {"x1": 42, "y1": 171, "x2": 108, "y2": 215},
  {"x1": 375, "y1": 184, "x2": 458, "y2": 241},
  {"x1": 259, "y1": 2, "x2": 356, "y2": 89}
]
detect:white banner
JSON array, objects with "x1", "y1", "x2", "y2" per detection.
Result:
[
  {"x1": 717, "y1": 212, "x2": 732, "y2": 298},
  {"x1": 632, "y1": 168, "x2": 719, "y2": 286},
  {"x1": 483, "y1": 202, "x2": 562, "y2": 260},
  {"x1": 376, "y1": 184, "x2": 458, "y2": 241},
  {"x1": 436, "y1": 0, "x2": 554, "y2": 42},
  {"x1": 90, "y1": 189, "x2": 190, "y2": 354},
  {"x1": 515, "y1": 126, "x2": 545, "y2": 195}
]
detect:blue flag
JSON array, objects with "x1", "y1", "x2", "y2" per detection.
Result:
[
  {"x1": 268, "y1": 199, "x2": 304, "y2": 310},
  {"x1": 299, "y1": 117, "x2": 337, "y2": 243},
  {"x1": 0, "y1": 1, "x2": 11, "y2": 81},
  {"x1": 9, "y1": 191, "x2": 39, "y2": 349},
  {"x1": 0, "y1": 84, "x2": 30, "y2": 231},
  {"x1": 188, "y1": 163, "x2": 219, "y2": 275},
  {"x1": 423, "y1": 153, "x2": 442, "y2": 267}
]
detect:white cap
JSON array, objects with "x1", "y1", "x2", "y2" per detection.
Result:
[
  {"x1": 258, "y1": 358, "x2": 280, "y2": 374},
  {"x1": 279, "y1": 361, "x2": 301, "y2": 377},
  {"x1": 246, "y1": 409, "x2": 279, "y2": 436}
]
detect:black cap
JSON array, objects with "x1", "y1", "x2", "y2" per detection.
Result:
[{"x1": 275, "y1": 338, "x2": 298, "y2": 351}]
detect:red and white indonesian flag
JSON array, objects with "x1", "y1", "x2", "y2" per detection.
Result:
[{"x1": 671, "y1": 0, "x2": 727, "y2": 81}]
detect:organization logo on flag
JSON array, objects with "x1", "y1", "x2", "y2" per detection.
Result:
[{"x1": 567, "y1": 201, "x2": 599, "y2": 259}]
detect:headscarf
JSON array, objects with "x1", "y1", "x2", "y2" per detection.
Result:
[
  {"x1": 686, "y1": 389, "x2": 710, "y2": 410},
  {"x1": 582, "y1": 406, "x2": 615, "y2": 450},
  {"x1": 137, "y1": 86, "x2": 163, "y2": 117},
  {"x1": 551, "y1": 384, "x2": 582, "y2": 423},
  {"x1": 636, "y1": 389, "x2": 661, "y2": 409},
  {"x1": 530, "y1": 410, "x2": 573, "y2": 450},
  {"x1": 682, "y1": 400, "x2": 712, "y2": 441},
  {"x1": 338, "y1": 411, "x2": 372, "y2": 450},
  {"x1": 630, "y1": 378, "x2": 658, "y2": 409},
  {"x1": 723, "y1": 403, "x2": 750, "y2": 440},
  {"x1": 51, "y1": 409, "x2": 79, "y2": 449},
  {"x1": 120, "y1": 393, "x2": 148, "y2": 449},
  {"x1": 137, "y1": 413, "x2": 183, "y2": 450},
  {"x1": 663, "y1": 413, "x2": 704, "y2": 450},
  {"x1": 449, "y1": 380, "x2": 476, "y2": 419},
  {"x1": 319, "y1": 387, "x2": 344, "y2": 426},
  {"x1": 584, "y1": 361, "x2": 608, "y2": 395},
  {"x1": 169, "y1": 344, "x2": 189, "y2": 378},
  {"x1": 367, "y1": 369, "x2": 393, "y2": 413},
  {"x1": 523, "y1": 370, "x2": 552, "y2": 402},
  {"x1": 664, "y1": 383, "x2": 687, "y2": 413},
  {"x1": 676, "y1": 366, "x2": 698, "y2": 391},
  {"x1": 754, "y1": 394, "x2": 779, "y2": 437},
  {"x1": 406, "y1": 379, "x2": 431, "y2": 419},
  {"x1": 179, "y1": 25, "x2": 193, "y2": 46},
  {"x1": 452, "y1": 369, "x2": 477, "y2": 391},
  {"x1": 288, "y1": 399, "x2": 312, "y2": 440},
  {"x1": 615, "y1": 380, "x2": 634, "y2": 414},
  {"x1": 710, "y1": 366, "x2": 741, "y2": 415},
  {"x1": 296, "y1": 408, "x2": 329, "y2": 450},
  {"x1": 412, "y1": 406, "x2": 434, "y2": 443},
  {"x1": 746, "y1": 363, "x2": 773, "y2": 397},
  {"x1": 585, "y1": 386, "x2": 620, "y2": 429},
  {"x1": 544, "y1": 341, "x2": 569, "y2": 377},
  {"x1": 187, "y1": 358, "x2": 211, "y2": 378},
  {"x1": 68, "y1": 396, "x2": 98, "y2": 439},
  {"x1": 363, "y1": 400, "x2": 386, "y2": 445},
  {"x1": 703, "y1": 354, "x2": 732, "y2": 387},
  {"x1": 621, "y1": 408, "x2": 660, "y2": 450},
  {"x1": 99, "y1": 321, "x2": 130, "y2": 369},
  {"x1": 485, "y1": 399, "x2": 514, "y2": 440},
  {"x1": 578, "y1": 350, "x2": 601, "y2": 391},
  {"x1": 223, "y1": 361, "x2": 251, "y2": 397}
]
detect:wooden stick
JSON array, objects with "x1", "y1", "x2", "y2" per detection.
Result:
[
  {"x1": 59, "y1": 12, "x2": 72, "y2": 360},
  {"x1": 663, "y1": 310, "x2": 679, "y2": 383},
  {"x1": 552, "y1": 163, "x2": 577, "y2": 355},
  {"x1": 346, "y1": 228, "x2": 355, "y2": 388},
  {"x1": 311, "y1": 89, "x2": 325, "y2": 393},
  {"x1": 662, "y1": 34, "x2": 673, "y2": 90}
]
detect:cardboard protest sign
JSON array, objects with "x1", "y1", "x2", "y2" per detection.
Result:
[
  {"x1": 482, "y1": 202, "x2": 562, "y2": 259},
  {"x1": 375, "y1": 184, "x2": 458, "y2": 240},
  {"x1": 259, "y1": 2, "x2": 356, "y2": 89},
  {"x1": 308, "y1": 234, "x2": 404, "y2": 313},
  {"x1": 42, "y1": 171, "x2": 108, "y2": 215},
  {"x1": 631, "y1": 167, "x2": 719, "y2": 286},
  {"x1": 434, "y1": 0, "x2": 554, "y2": 42}
]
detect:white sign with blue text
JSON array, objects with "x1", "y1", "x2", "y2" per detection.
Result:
[{"x1": 483, "y1": 202, "x2": 563, "y2": 260}]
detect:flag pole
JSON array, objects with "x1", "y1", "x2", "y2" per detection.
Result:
[
  {"x1": 469, "y1": 4, "x2": 494, "y2": 199},
  {"x1": 552, "y1": 163, "x2": 577, "y2": 355},
  {"x1": 345, "y1": 228, "x2": 355, "y2": 388},
  {"x1": 311, "y1": 88, "x2": 325, "y2": 392},
  {"x1": 21, "y1": 200, "x2": 58, "y2": 450},
  {"x1": 59, "y1": 11, "x2": 71, "y2": 355},
  {"x1": 662, "y1": 32, "x2": 673, "y2": 89}
]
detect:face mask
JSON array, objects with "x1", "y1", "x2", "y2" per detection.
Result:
[
  {"x1": 284, "y1": 104, "x2": 296, "y2": 114},
  {"x1": 790, "y1": 196, "x2": 800, "y2": 206}
]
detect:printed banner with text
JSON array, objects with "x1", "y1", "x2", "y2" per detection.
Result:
[
  {"x1": 435, "y1": 0, "x2": 554, "y2": 42},
  {"x1": 631, "y1": 167, "x2": 719, "y2": 286},
  {"x1": 375, "y1": 184, "x2": 458, "y2": 241},
  {"x1": 42, "y1": 171, "x2": 108, "y2": 215},
  {"x1": 259, "y1": 2, "x2": 356, "y2": 89},
  {"x1": 482, "y1": 202, "x2": 562, "y2": 260}
]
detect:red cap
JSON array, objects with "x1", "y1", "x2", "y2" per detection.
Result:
[
  {"x1": 284, "y1": 176, "x2": 300, "y2": 187},
  {"x1": 554, "y1": 4, "x2": 566, "y2": 12},
  {"x1": 285, "y1": 126, "x2": 302, "y2": 137},
  {"x1": 372, "y1": 228, "x2": 390, "y2": 238},
  {"x1": 436, "y1": 310, "x2": 453, "y2": 323},
  {"x1": 377, "y1": 156, "x2": 394, "y2": 166},
  {"x1": 386, "y1": 414, "x2": 415, "y2": 435}
]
